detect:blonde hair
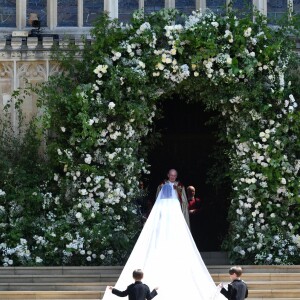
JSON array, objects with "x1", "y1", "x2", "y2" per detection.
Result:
[{"x1": 229, "y1": 266, "x2": 243, "y2": 277}]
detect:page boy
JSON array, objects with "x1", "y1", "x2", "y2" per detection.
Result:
[
  {"x1": 219, "y1": 266, "x2": 248, "y2": 300},
  {"x1": 109, "y1": 269, "x2": 158, "y2": 300}
]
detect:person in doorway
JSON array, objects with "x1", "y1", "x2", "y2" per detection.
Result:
[
  {"x1": 109, "y1": 269, "x2": 158, "y2": 300},
  {"x1": 186, "y1": 185, "x2": 203, "y2": 244},
  {"x1": 218, "y1": 266, "x2": 248, "y2": 300},
  {"x1": 156, "y1": 168, "x2": 190, "y2": 227},
  {"x1": 187, "y1": 185, "x2": 202, "y2": 215}
]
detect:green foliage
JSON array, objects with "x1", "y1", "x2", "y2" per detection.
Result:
[{"x1": 1, "y1": 7, "x2": 300, "y2": 266}]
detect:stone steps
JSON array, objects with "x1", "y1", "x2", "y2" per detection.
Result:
[{"x1": 0, "y1": 264, "x2": 299, "y2": 299}]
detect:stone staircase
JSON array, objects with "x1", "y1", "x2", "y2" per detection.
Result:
[{"x1": 0, "y1": 257, "x2": 299, "y2": 299}]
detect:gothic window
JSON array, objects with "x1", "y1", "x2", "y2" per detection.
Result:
[
  {"x1": 0, "y1": 0, "x2": 16, "y2": 27},
  {"x1": 144, "y1": 0, "x2": 164, "y2": 14},
  {"x1": 119, "y1": 0, "x2": 139, "y2": 23},
  {"x1": 83, "y1": 0, "x2": 104, "y2": 27},
  {"x1": 206, "y1": 0, "x2": 226, "y2": 14},
  {"x1": 57, "y1": 0, "x2": 78, "y2": 26},
  {"x1": 27, "y1": 0, "x2": 47, "y2": 27},
  {"x1": 175, "y1": 0, "x2": 196, "y2": 15},
  {"x1": 267, "y1": 0, "x2": 288, "y2": 23}
]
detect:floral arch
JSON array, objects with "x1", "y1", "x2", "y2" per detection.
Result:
[{"x1": 1, "y1": 9, "x2": 300, "y2": 266}]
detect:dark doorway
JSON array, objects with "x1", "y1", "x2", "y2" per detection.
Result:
[{"x1": 147, "y1": 95, "x2": 230, "y2": 251}]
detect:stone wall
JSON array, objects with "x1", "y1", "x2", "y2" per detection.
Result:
[{"x1": 0, "y1": 37, "x2": 85, "y2": 124}]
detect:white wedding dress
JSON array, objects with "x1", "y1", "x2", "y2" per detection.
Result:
[{"x1": 102, "y1": 183, "x2": 226, "y2": 300}]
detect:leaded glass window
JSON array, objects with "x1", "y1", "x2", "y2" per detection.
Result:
[
  {"x1": 231, "y1": 0, "x2": 252, "y2": 16},
  {"x1": 27, "y1": 0, "x2": 47, "y2": 27},
  {"x1": 83, "y1": 0, "x2": 104, "y2": 26},
  {"x1": 0, "y1": 0, "x2": 16, "y2": 27},
  {"x1": 144, "y1": 0, "x2": 164, "y2": 14},
  {"x1": 175, "y1": 0, "x2": 196, "y2": 15},
  {"x1": 119, "y1": 0, "x2": 139, "y2": 23},
  {"x1": 267, "y1": 0, "x2": 288, "y2": 23},
  {"x1": 57, "y1": 0, "x2": 78, "y2": 26},
  {"x1": 206, "y1": 0, "x2": 226, "y2": 14},
  {"x1": 293, "y1": 0, "x2": 300, "y2": 14}
]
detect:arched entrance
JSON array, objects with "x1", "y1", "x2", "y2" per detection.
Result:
[{"x1": 148, "y1": 95, "x2": 230, "y2": 251}]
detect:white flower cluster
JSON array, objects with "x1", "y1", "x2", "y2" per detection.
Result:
[
  {"x1": 184, "y1": 10, "x2": 204, "y2": 29},
  {"x1": 93, "y1": 64, "x2": 108, "y2": 78},
  {"x1": 0, "y1": 239, "x2": 31, "y2": 266},
  {"x1": 153, "y1": 49, "x2": 190, "y2": 83}
]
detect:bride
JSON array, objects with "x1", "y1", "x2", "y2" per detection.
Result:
[{"x1": 102, "y1": 181, "x2": 226, "y2": 300}]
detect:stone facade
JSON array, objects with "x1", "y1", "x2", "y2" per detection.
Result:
[
  {"x1": 0, "y1": 37, "x2": 80, "y2": 124},
  {"x1": 0, "y1": 0, "x2": 296, "y2": 123}
]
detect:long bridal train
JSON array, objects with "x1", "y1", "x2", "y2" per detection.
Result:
[{"x1": 102, "y1": 188, "x2": 226, "y2": 300}]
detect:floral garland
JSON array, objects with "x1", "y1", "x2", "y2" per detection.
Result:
[{"x1": 1, "y1": 9, "x2": 300, "y2": 266}]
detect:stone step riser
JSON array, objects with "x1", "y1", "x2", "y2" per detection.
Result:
[
  {"x1": 0, "y1": 269, "x2": 123, "y2": 276},
  {"x1": 0, "y1": 291, "x2": 103, "y2": 300},
  {"x1": 249, "y1": 289, "x2": 300, "y2": 299},
  {"x1": 0, "y1": 290, "x2": 300, "y2": 299},
  {"x1": 0, "y1": 277, "x2": 113, "y2": 284},
  {"x1": 248, "y1": 299, "x2": 300, "y2": 300},
  {"x1": 250, "y1": 290, "x2": 300, "y2": 297},
  {"x1": 0, "y1": 286, "x2": 106, "y2": 292},
  {"x1": 1, "y1": 281, "x2": 300, "y2": 290},
  {"x1": 212, "y1": 274, "x2": 300, "y2": 281},
  {"x1": 2, "y1": 265, "x2": 300, "y2": 276},
  {"x1": 2, "y1": 273, "x2": 300, "y2": 283}
]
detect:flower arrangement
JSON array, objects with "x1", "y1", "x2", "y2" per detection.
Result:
[{"x1": 0, "y1": 8, "x2": 300, "y2": 266}]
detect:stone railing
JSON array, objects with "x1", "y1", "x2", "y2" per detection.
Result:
[{"x1": 0, "y1": 35, "x2": 88, "y2": 60}]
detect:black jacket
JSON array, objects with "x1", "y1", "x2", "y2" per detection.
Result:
[
  {"x1": 221, "y1": 279, "x2": 248, "y2": 300},
  {"x1": 112, "y1": 281, "x2": 157, "y2": 300}
]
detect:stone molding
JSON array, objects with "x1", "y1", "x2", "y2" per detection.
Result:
[{"x1": 0, "y1": 36, "x2": 87, "y2": 61}]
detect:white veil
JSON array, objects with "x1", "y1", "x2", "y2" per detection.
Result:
[{"x1": 102, "y1": 183, "x2": 226, "y2": 300}]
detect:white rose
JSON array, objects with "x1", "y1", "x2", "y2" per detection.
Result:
[
  {"x1": 84, "y1": 154, "x2": 92, "y2": 164},
  {"x1": 281, "y1": 178, "x2": 286, "y2": 185},
  {"x1": 76, "y1": 212, "x2": 82, "y2": 219},
  {"x1": 165, "y1": 57, "x2": 172, "y2": 64},
  {"x1": 108, "y1": 102, "x2": 116, "y2": 109}
]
